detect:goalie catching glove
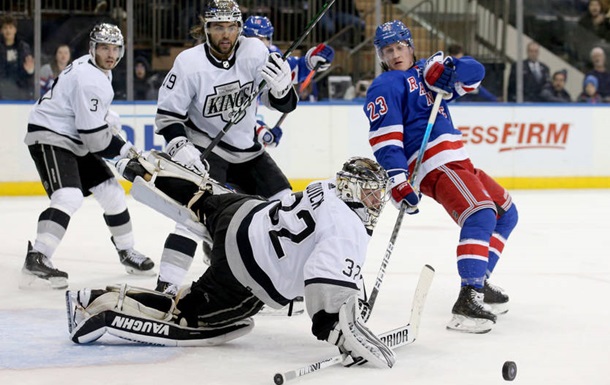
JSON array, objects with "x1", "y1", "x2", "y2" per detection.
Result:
[
  {"x1": 305, "y1": 44, "x2": 335, "y2": 72},
  {"x1": 326, "y1": 295, "x2": 395, "y2": 368},
  {"x1": 166, "y1": 136, "x2": 208, "y2": 176},
  {"x1": 389, "y1": 171, "x2": 421, "y2": 214},
  {"x1": 256, "y1": 120, "x2": 283, "y2": 147},
  {"x1": 262, "y1": 52, "x2": 293, "y2": 99},
  {"x1": 423, "y1": 51, "x2": 456, "y2": 98}
]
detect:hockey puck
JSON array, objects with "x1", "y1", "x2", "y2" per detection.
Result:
[
  {"x1": 273, "y1": 373, "x2": 284, "y2": 385},
  {"x1": 502, "y1": 361, "x2": 517, "y2": 381}
]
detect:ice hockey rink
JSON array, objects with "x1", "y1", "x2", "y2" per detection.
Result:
[{"x1": 1, "y1": 189, "x2": 608, "y2": 385}]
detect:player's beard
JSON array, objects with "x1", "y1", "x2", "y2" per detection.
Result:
[{"x1": 208, "y1": 36, "x2": 237, "y2": 59}]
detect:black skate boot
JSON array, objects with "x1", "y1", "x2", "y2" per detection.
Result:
[
  {"x1": 446, "y1": 285, "x2": 497, "y2": 334},
  {"x1": 155, "y1": 279, "x2": 178, "y2": 296},
  {"x1": 19, "y1": 241, "x2": 68, "y2": 290},
  {"x1": 483, "y1": 280, "x2": 509, "y2": 315},
  {"x1": 112, "y1": 237, "x2": 155, "y2": 276}
]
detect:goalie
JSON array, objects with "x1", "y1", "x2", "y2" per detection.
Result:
[{"x1": 66, "y1": 155, "x2": 396, "y2": 368}]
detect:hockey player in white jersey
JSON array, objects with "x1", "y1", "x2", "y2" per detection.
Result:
[
  {"x1": 21, "y1": 23, "x2": 154, "y2": 290},
  {"x1": 66, "y1": 156, "x2": 395, "y2": 368},
  {"x1": 153, "y1": 0, "x2": 298, "y2": 295}
]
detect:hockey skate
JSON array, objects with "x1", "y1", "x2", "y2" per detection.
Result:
[
  {"x1": 446, "y1": 285, "x2": 497, "y2": 334},
  {"x1": 155, "y1": 279, "x2": 179, "y2": 297},
  {"x1": 483, "y1": 280, "x2": 509, "y2": 315},
  {"x1": 117, "y1": 248, "x2": 155, "y2": 275},
  {"x1": 19, "y1": 241, "x2": 68, "y2": 290},
  {"x1": 112, "y1": 238, "x2": 155, "y2": 275}
]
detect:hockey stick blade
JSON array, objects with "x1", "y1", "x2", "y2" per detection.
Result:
[{"x1": 273, "y1": 264, "x2": 435, "y2": 384}]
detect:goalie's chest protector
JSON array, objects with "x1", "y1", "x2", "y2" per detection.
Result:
[
  {"x1": 225, "y1": 180, "x2": 370, "y2": 309},
  {"x1": 170, "y1": 37, "x2": 267, "y2": 148}
]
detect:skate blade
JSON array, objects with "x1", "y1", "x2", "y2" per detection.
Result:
[
  {"x1": 19, "y1": 271, "x2": 68, "y2": 290},
  {"x1": 446, "y1": 314, "x2": 494, "y2": 334},
  {"x1": 486, "y1": 302, "x2": 509, "y2": 315},
  {"x1": 124, "y1": 266, "x2": 156, "y2": 276}
]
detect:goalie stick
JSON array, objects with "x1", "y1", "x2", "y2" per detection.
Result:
[
  {"x1": 273, "y1": 264, "x2": 435, "y2": 385},
  {"x1": 199, "y1": 0, "x2": 336, "y2": 161}
]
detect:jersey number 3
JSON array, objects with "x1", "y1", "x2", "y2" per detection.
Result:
[{"x1": 366, "y1": 96, "x2": 388, "y2": 122}]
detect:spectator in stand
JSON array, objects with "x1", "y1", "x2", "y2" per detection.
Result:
[
  {"x1": 40, "y1": 44, "x2": 72, "y2": 95},
  {"x1": 133, "y1": 56, "x2": 160, "y2": 100},
  {"x1": 0, "y1": 15, "x2": 34, "y2": 100},
  {"x1": 507, "y1": 41, "x2": 551, "y2": 102},
  {"x1": 539, "y1": 69, "x2": 572, "y2": 102},
  {"x1": 578, "y1": 0, "x2": 610, "y2": 41},
  {"x1": 577, "y1": 74, "x2": 603, "y2": 102},
  {"x1": 586, "y1": 46, "x2": 610, "y2": 101},
  {"x1": 447, "y1": 44, "x2": 498, "y2": 102},
  {"x1": 318, "y1": 0, "x2": 365, "y2": 45}
]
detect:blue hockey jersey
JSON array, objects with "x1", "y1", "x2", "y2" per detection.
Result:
[{"x1": 364, "y1": 56, "x2": 484, "y2": 186}]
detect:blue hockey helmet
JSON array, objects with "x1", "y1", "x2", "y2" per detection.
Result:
[
  {"x1": 373, "y1": 20, "x2": 414, "y2": 52},
  {"x1": 243, "y1": 15, "x2": 274, "y2": 39}
]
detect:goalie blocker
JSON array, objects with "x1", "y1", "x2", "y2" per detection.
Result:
[{"x1": 66, "y1": 284, "x2": 254, "y2": 346}]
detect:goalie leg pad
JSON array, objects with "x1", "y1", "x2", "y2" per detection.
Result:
[
  {"x1": 147, "y1": 150, "x2": 233, "y2": 195},
  {"x1": 67, "y1": 284, "x2": 255, "y2": 346},
  {"x1": 131, "y1": 176, "x2": 208, "y2": 238},
  {"x1": 105, "y1": 312, "x2": 254, "y2": 346}
]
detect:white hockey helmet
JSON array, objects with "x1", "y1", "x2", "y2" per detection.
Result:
[
  {"x1": 202, "y1": 0, "x2": 243, "y2": 53},
  {"x1": 89, "y1": 23, "x2": 125, "y2": 69},
  {"x1": 336, "y1": 157, "x2": 390, "y2": 231}
]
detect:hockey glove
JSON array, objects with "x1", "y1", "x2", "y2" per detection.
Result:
[
  {"x1": 165, "y1": 136, "x2": 208, "y2": 176},
  {"x1": 327, "y1": 295, "x2": 395, "y2": 368},
  {"x1": 389, "y1": 171, "x2": 421, "y2": 214},
  {"x1": 262, "y1": 52, "x2": 293, "y2": 99},
  {"x1": 305, "y1": 44, "x2": 335, "y2": 72},
  {"x1": 423, "y1": 51, "x2": 456, "y2": 98},
  {"x1": 255, "y1": 120, "x2": 283, "y2": 147}
]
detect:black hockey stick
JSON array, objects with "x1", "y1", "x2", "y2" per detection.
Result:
[
  {"x1": 273, "y1": 264, "x2": 435, "y2": 385},
  {"x1": 199, "y1": 0, "x2": 336, "y2": 160}
]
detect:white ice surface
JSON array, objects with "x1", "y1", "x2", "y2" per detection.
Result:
[{"x1": 1, "y1": 190, "x2": 608, "y2": 385}]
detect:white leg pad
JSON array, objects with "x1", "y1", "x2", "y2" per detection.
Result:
[{"x1": 131, "y1": 176, "x2": 207, "y2": 238}]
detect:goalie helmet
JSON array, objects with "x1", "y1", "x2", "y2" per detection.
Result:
[
  {"x1": 336, "y1": 157, "x2": 390, "y2": 231},
  {"x1": 243, "y1": 16, "x2": 274, "y2": 40},
  {"x1": 89, "y1": 23, "x2": 124, "y2": 69}
]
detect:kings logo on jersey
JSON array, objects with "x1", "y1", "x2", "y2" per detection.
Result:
[{"x1": 203, "y1": 80, "x2": 255, "y2": 123}]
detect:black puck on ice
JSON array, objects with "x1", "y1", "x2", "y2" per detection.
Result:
[{"x1": 502, "y1": 361, "x2": 517, "y2": 381}]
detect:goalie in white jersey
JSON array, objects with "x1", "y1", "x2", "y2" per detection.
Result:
[
  {"x1": 21, "y1": 23, "x2": 154, "y2": 290},
  {"x1": 66, "y1": 156, "x2": 396, "y2": 368},
  {"x1": 153, "y1": 0, "x2": 298, "y2": 295}
]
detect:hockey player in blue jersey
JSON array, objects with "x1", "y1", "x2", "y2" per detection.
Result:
[
  {"x1": 242, "y1": 15, "x2": 335, "y2": 146},
  {"x1": 364, "y1": 20, "x2": 519, "y2": 334}
]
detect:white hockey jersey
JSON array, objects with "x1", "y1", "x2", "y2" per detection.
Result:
[
  {"x1": 225, "y1": 180, "x2": 370, "y2": 316},
  {"x1": 25, "y1": 55, "x2": 115, "y2": 157},
  {"x1": 155, "y1": 37, "x2": 288, "y2": 163}
]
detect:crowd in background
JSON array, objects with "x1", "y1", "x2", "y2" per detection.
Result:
[{"x1": 3, "y1": 0, "x2": 610, "y2": 103}]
